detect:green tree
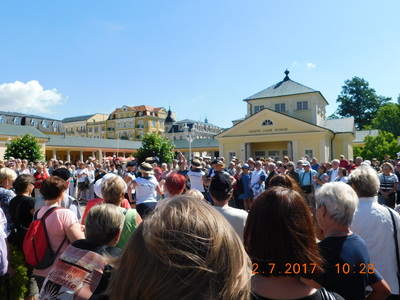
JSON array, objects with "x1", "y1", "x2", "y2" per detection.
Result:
[
  {"x1": 335, "y1": 77, "x2": 390, "y2": 130},
  {"x1": 4, "y1": 134, "x2": 44, "y2": 162},
  {"x1": 134, "y1": 133, "x2": 175, "y2": 164},
  {"x1": 371, "y1": 103, "x2": 400, "y2": 138},
  {"x1": 356, "y1": 131, "x2": 400, "y2": 161}
]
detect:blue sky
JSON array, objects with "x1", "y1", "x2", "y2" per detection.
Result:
[{"x1": 0, "y1": 1, "x2": 399, "y2": 128}]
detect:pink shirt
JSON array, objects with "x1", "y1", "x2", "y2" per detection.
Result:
[{"x1": 33, "y1": 205, "x2": 78, "y2": 278}]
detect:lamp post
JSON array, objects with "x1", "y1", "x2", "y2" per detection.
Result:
[{"x1": 183, "y1": 123, "x2": 195, "y2": 161}]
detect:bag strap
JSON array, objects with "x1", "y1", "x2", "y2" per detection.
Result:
[
  {"x1": 319, "y1": 287, "x2": 336, "y2": 300},
  {"x1": 387, "y1": 206, "x2": 400, "y2": 287},
  {"x1": 36, "y1": 206, "x2": 68, "y2": 255}
]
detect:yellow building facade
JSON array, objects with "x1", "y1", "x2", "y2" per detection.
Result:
[{"x1": 217, "y1": 70, "x2": 355, "y2": 162}]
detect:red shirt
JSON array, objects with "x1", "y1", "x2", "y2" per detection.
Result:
[{"x1": 33, "y1": 171, "x2": 49, "y2": 189}]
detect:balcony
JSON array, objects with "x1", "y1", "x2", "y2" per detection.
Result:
[
  {"x1": 107, "y1": 127, "x2": 115, "y2": 131},
  {"x1": 135, "y1": 125, "x2": 144, "y2": 129}
]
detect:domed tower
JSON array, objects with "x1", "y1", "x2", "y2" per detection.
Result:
[{"x1": 164, "y1": 107, "x2": 176, "y2": 138}]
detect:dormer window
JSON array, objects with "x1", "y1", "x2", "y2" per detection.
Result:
[
  {"x1": 42, "y1": 120, "x2": 48, "y2": 128},
  {"x1": 31, "y1": 119, "x2": 37, "y2": 127},
  {"x1": 52, "y1": 122, "x2": 58, "y2": 132},
  {"x1": 254, "y1": 105, "x2": 264, "y2": 114},
  {"x1": 0, "y1": 115, "x2": 6, "y2": 124},
  {"x1": 262, "y1": 119, "x2": 274, "y2": 126},
  {"x1": 296, "y1": 101, "x2": 308, "y2": 110},
  {"x1": 13, "y1": 117, "x2": 21, "y2": 125},
  {"x1": 275, "y1": 103, "x2": 286, "y2": 112}
]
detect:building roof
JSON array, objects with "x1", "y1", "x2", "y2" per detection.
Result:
[
  {"x1": 62, "y1": 114, "x2": 98, "y2": 123},
  {"x1": 244, "y1": 70, "x2": 318, "y2": 101},
  {"x1": 172, "y1": 138, "x2": 219, "y2": 149},
  {"x1": 176, "y1": 119, "x2": 220, "y2": 128},
  {"x1": 322, "y1": 118, "x2": 355, "y2": 133},
  {"x1": 0, "y1": 124, "x2": 49, "y2": 139},
  {"x1": 46, "y1": 135, "x2": 142, "y2": 150},
  {"x1": 131, "y1": 105, "x2": 163, "y2": 112},
  {"x1": 353, "y1": 129, "x2": 379, "y2": 143},
  {"x1": 0, "y1": 111, "x2": 61, "y2": 122}
]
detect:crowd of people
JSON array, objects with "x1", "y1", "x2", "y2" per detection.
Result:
[{"x1": 0, "y1": 152, "x2": 400, "y2": 299}]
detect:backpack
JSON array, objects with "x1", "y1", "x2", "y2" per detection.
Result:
[{"x1": 23, "y1": 206, "x2": 68, "y2": 269}]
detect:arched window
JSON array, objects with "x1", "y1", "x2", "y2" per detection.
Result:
[
  {"x1": 0, "y1": 115, "x2": 7, "y2": 124},
  {"x1": 262, "y1": 119, "x2": 274, "y2": 126},
  {"x1": 52, "y1": 122, "x2": 59, "y2": 132},
  {"x1": 13, "y1": 117, "x2": 21, "y2": 125},
  {"x1": 31, "y1": 119, "x2": 38, "y2": 127},
  {"x1": 42, "y1": 120, "x2": 48, "y2": 128}
]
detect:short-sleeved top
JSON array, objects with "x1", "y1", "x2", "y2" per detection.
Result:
[
  {"x1": 0, "y1": 187, "x2": 16, "y2": 228},
  {"x1": 378, "y1": 173, "x2": 398, "y2": 192},
  {"x1": 116, "y1": 208, "x2": 138, "y2": 249},
  {"x1": 299, "y1": 170, "x2": 318, "y2": 186},
  {"x1": 250, "y1": 169, "x2": 266, "y2": 187},
  {"x1": 81, "y1": 198, "x2": 131, "y2": 225},
  {"x1": 213, "y1": 206, "x2": 247, "y2": 242},
  {"x1": 134, "y1": 176, "x2": 158, "y2": 204},
  {"x1": 251, "y1": 288, "x2": 344, "y2": 300},
  {"x1": 0, "y1": 211, "x2": 8, "y2": 276},
  {"x1": 33, "y1": 205, "x2": 79, "y2": 278},
  {"x1": 313, "y1": 173, "x2": 329, "y2": 189},
  {"x1": 315, "y1": 234, "x2": 382, "y2": 300},
  {"x1": 187, "y1": 169, "x2": 206, "y2": 192},
  {"x1": 9, "y1": 195, "x2": 35, "y2": 229},
  {"x1": 33, "y1": 171, "x2": 49, "y2": 189}
]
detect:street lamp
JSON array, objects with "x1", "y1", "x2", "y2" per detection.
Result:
[{"x1": 183, "y1": 123, "x2": 195, "y2": 161}]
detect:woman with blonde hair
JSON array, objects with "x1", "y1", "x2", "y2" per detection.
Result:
[
  {"x1": 0, "y1": 167, "x2": 17, "y2": 230},
  {"x1": 101, "y1": 176, "x2": 142, "y2": 249},
  {"x1": 378, "y1": 162, "x2": 398, "y2": 208},
  {"x1": 107, "y1": 195, "x2": 251, "y2": 300}
]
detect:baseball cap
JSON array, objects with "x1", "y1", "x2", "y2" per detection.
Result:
[
  {"x1": 209, "y1": 173, "x2": 232, "y2": 194},
  {"x1": 53, "y1": 168, "x2": 71, "y2": 181}
]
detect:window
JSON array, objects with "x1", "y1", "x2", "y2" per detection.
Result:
[
  {"x1": 52, "y1": 122, "x2": 58, "y2": 132},
  {"x1": 94, "y1": 127, "x2": 98, "y2": 133},
  {"x1": 305, "y1": 149, "x2": 313, "y2": 158},
  {"x1": 129, "y1": 121, "x2": 132, "y2": 128},
  {"x1": 13, "y1": 117, "x2": 21, "y2": 125},
  {"x1": 283, "y1": 150, "x2": 288, "y2": 157},
  {"x1": 262, "y1": 119, "x2": 274, "y2": 126},
  {"x1": 255, "y1": 151, "x2": 265, "y2": 157},
  {"x1": 88, "y1": 127, "x2": 93, "y2": 133},
  {"x1": 275, "y1": 103, "x2": 286, "y2": 112},
  {"x1": 296, "y1": 101, "x2": 308, "y2": 110},
  {"x1": 0, "y1": 115, "x2": 6, "y2": 124},
  {"x1": 152, "y1": 121, "x2": 156, "y2": 127},
  {"x1": 254, "y1": 105, "x2": 264, "y2": 114},
  {"x1": 138, "y1": 112, "x2": 143, "y2": 117},
  {"x1": 118, "y1": 123, "x2": 121, "y2": 129},
  {"x1": 268, "y1": 150, "x2": 279, "y2": 157},
  {"x1": 101, "y1": 126, "x2": 105, "y2": 132},
  {"x1": 228, "y1": 152, "x2": 236, "y2": 161},
  {"x1": 42, "y1": 120, "x2": 48, "y2": 128},
  {"x1": 123, "y1": 122, "x2": 126, "y2": 128}
]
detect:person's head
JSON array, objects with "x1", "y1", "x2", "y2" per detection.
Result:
[
  {"x1": 318, "y1": 164, "x2": 327, "y2": 174},
  {"x1": 126, "y1": 161, "x2": 136, "y2": 171},
  {"x1": 244, "y1": 187, "x2": 323, "y2": 278},
  {"x1": 338, "y1": 167, "x2": 347, "y2": 177},
  {"x1": 254, "y1": 160, "x2": 262, "y2": 170},
  {"x1": 53, "y1": 167, "x2": 71, "y2": 188},
  {"x1": 283, "y1": 156, "x2": 290, "y2": 164},
  {"x1": 209, "y1": 173, "x2": 233, "y2": 202},
  {"x1": 138, "y1": 162, "x2": 154, "y2": 177},
  {"x1": 381, "y1": 162, "x2": 394, "y2": 174},
  {"x1": 286, "y1": 161, "x2": 295, "y2": 172},
  {"x1": 40, "y1": 177, "x2": 67, "y2": 201},
  {"x1": 371, "y1": 158, "x2": 378, "y2": 165},
  {"x1": 165, "y1": 173, "x2": 186, "y2": 196},
  {"x1": 385, "y1": 155, "x2": 391, "y2": 161},
  {"x1": 311, "y1": 157, "x2": 318, "y2": 165},
  {"x1": 268, "y1": 174, "x2": 303, "y2": 194},
  {"x1": 355, "y1": 156, "x2": 363, "y2": 166},
  {"x1": 108, "y1": 195, "x2": 251, "y2": 300},
  {"x1": 85, "y1": 203, "x2": 124, "y2": 246},
  {"x1": 190, "y1": 159, "x2": 203, "y2": 170},
  {"x1": 315, "y1": 182, "x2": 359, "y2": 228},
  {"x1": 36, "y1": 163, "x2": 43, "y2": 173},
  {"x1": 297, "y1": 160, "x2": 304, "y2": 169},
  {"x1": 302, "y1": 161, "x2": 311, "y2": 171},
  {"x1": 0, "y1": 167, "x2": 17, "y2": 188},
  {"x1": 213, "y1": 160, "x2": 225, "y2": 172},
  {"x1": 331, "y1": 159, "x2": 340, "y2": 169},
  {"x1": 13, "y1": 174, "x2": 34, "y2": 195},
  {"x1": 339, "y1": 155, "x2": 345, "y2": 160},
  {"x1": 102, "y1": 176, "x2": 127, "y2": 206},
  {"x1": 267, "y1": 162, "x2": 276, "y2": 173},
  {"x1": 348, "y1": 166, "x2": 379, "y2": 197}
]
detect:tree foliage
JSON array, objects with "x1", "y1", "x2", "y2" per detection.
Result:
[
  {"x1": 355, "y1": 131, "x2": 400, "y2": 161},
  {"x1": 336, "y1": 77, "x2": 390, "y2": 130},
  {"x1": 134, "y1": 133, "x2": 175, "y2": 164},
  {"x1": 371, "y1": 103, "x2": 400, "y2": 138},
  {"x1": 4, "y1": 134, "x2": 44, "y2": 162}
]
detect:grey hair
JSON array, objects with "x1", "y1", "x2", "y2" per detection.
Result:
[
  {"x1": 331, "y1": 159, "x2": 340, "y2": 164},
  {"x1": 268, "y1": 162, "x2": 276, "y2": 168},
  {"x1": 348, "y1": 166, "x2": 379, "y2": 197},
  {"x1": 316, "y1": 182, "x2": 358, "y2": 227}
]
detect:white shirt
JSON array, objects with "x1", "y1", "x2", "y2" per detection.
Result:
[
  {"x1": 329, "y1": 168, "x2": 339, "y2": 182},
  {"x1": 351, "y1": 196, "x2": 400, "y2": 294},
  {"x1": 187, "y1": 170, "x2": 205, "y2": 192},
  {"x1": 134, "y1": 176, "x2": 158, "y2": 204}
]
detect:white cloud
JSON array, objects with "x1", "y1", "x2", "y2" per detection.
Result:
[
  {"x1": 291, "y1": 61, "x2": 317, "y2": 70},
  {"x1": 0, "y1": 80, "x2": 65, "y2": 114},
  {"x1": 307, "y1": 62, "x2": 316, "y2": 69}
]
